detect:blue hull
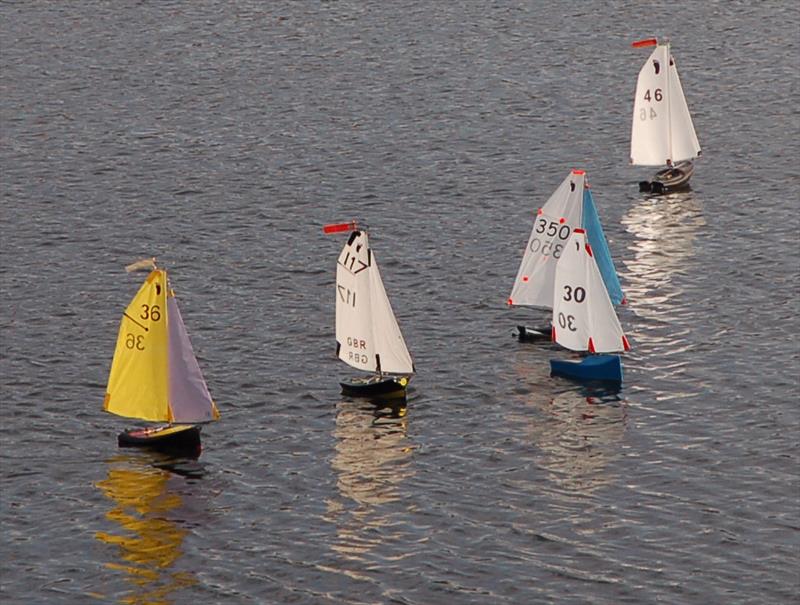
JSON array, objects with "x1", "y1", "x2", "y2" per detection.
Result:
[{"x1": 550, "y1": 355, "x2": 623, "y2": 384}]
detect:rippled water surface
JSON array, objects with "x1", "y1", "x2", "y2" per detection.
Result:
[{"x1": 2, "y1": 2, "x2": 799, "y2": 604}]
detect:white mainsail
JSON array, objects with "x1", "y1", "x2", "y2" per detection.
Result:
[
  {"x1": 508, "y1": 170, "x2": 585, "y2": 308},
  {"x1": 335, "y1": 230, "x2": 413, "y2": 375},
  {"x1": 552, "y1": 229, "x2": 630, "y2": 354},
  {"x1": 631, "y1": 41, "x2": 700, "y2": 166}
]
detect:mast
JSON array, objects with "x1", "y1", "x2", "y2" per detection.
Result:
[{"x1": 665, "y1": 38, "x2": 673, "y2": 165}]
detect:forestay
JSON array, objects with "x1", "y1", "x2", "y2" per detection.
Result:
[
  {"x1": 630, "y1": 42, "x2": 700, "y2": 166},
  {"x1": 552, "y1": 230, "x2": 630, "y2": 354},
  {"x1": 335, "y1": 230, "x2": 413, "y2": 375},
  {"x1": 509, "y1": 170, "x2": 624, "y2": 309}
]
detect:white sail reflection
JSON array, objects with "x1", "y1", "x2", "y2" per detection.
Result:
[
  {"x1": 508, "y1": 357, "x2": 627, "y2": 495},
  {"x1": 326, "y1": 400, "x2": 415, "y2": 560},
  {"x1": 95, "y1": 455, "x2": 198, "y2": 605},
  {"x1": 621, "y1": 191, "x2": 706, "y2": 359}
]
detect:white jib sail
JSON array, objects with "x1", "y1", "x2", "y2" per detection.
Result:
[
  {"x1": 335, "y1": 231, "x2": 413, "y2": 375},
  {"x1": 667, "y1": 54, "x2": 701, "y2": 163},
  {"x1": 509, "y1": 171, "x2": 585, "y2": 308},
  {"x1": 552, "y1": 230, "x2": 628, "y2": 353},
  {"x1": 631, "y1": 43, "x2": 700, "y2": 166},
  {"x1": 368, "y1": 253, "x2": 414, "y2": 374}
]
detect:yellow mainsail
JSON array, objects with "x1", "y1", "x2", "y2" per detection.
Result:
[{"x1": 104, "y1": 269, "x2": 171, "y2": 422}]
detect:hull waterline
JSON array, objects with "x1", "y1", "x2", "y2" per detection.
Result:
[
  {"x1": 550, "y1": 354, "x2": 623, "y2": 384},
  {"x1": 639, "y1": 160, "x2": 694, "y2": 194},
  {"x1": 118, "y1": 424, "x2": 202, "y2": 457},
  {"x1": 340, "y1": 375, "x2": 410, "y2": 399}
]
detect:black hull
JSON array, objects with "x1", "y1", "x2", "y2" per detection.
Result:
[
  {"x1": 340, "y1": 375, "x2": 410, "y2": 399},
  {"x1": 639, "y1": 160, "x2": 694, "y2": 194},
  {"x1": 118, "y1": 425, "x2": 202, "y2": 456},
  {"x1": 516, "y1": 324, "x2": 551, "y2": 342}
]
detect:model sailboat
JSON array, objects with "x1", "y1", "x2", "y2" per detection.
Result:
[
  {"x1": 631, "y1": 37, "x2": 701, "y2": 193},
  {"x1": 508, "y1": 169, "x2": 624, "y2": 341},
  {"x1": 324, "y1": 221, "x2": 415, "y2": 399},
  {"x1": 104, "y1": 259, "x2": 219, "y2": 454},
  {"x1": 550, "y1": 229, "x2": 631, "y2": 383}
]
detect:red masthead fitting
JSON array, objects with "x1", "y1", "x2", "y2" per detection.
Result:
[
  {"x1": 323, "y1": 221, "x2": 358, "y2": 234},
  {"x1": 572, "y1": 169, "x2": 590, "y2": 189},
  {"x1": 632, "y1": 38, "x2": 658, "y2": 48}
]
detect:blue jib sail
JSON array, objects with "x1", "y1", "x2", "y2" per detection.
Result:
[{"x1": 582, "y1": 188, "x2": 625, "y2": 305}]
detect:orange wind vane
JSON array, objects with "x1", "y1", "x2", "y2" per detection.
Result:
[
  {"x1": 323, "y1": 221, "x2": 358, "y2": 234},
  {"x1": 632, "y1": 38, "x2": 658, "y2": 48}
]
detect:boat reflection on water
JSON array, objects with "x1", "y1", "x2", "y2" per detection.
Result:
[
  {"x1": 95, "y1": 453, "x2": 203, "y2": 604},
  {"x1": 621, "y1": 190, "x2": 705, "y2": 388},
  {"x1": 622, "y1": 191, "x2": 705, "y2": 330},
  {"x1": 326, "y1": 399, "x2": 415, "y2": 560},
  {"x1": 510, "y1": 357, "x2": 627, "y2": 495}
]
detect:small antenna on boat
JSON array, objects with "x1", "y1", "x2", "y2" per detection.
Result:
[{"x1": 125, "y1": 257, "x2": 157, "y2": 273}]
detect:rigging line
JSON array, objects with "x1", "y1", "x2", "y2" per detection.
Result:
[
  {"x1": 123, "y1": 312, "x2": 149, "y2": 332},
  {"x1": 666, "y1": 42, "x2": 673, "y2": 163}
]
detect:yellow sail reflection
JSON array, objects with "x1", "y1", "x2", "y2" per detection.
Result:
[
  {"x1": 95, "y1": 456, "x2": 197, "y2": 605},
  {"x1": 326, "y1": 401, "x2": 414, "y2": 560},
  {"x1": 508, "y1": 356, "x2": 627, "y2": 495}
]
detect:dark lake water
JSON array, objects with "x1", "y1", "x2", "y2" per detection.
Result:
[{"x1": 2, "y1": 2, "x2": 799, "y2": 604}]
